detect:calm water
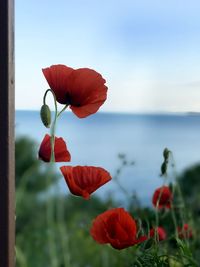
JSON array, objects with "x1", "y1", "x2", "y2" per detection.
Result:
[{"x1": 15, "y1": 110, "x2": 200, "y2": 205}]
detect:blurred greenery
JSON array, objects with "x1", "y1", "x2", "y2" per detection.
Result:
[
  {"x1": 16, "y1": 136, "x2": 200, "y2": 267},
  {"x1": 16, "y1": 136, "x2": 133, "y2": 267}
]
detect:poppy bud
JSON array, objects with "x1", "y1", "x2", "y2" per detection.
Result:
[
  {"x1": 40, "y1": 104, "x2": 51, "y2": 128},
  {"x1": 163, "y1": 148, "x2": 170, "y2": 160},
  {"x1": 161, "y1": 162, "x2": 167, "y2": 175}
]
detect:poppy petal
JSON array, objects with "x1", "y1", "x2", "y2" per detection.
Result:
[
  {"x1": 38, "y1": 134, "x2": 71, "y2": 162},
  {"x1": 42, "y1": 66, "x2": 108, "y2": 117},
  {"x1": 42, "y1": 65, "x2": 74, "y2": 104},
  {"x1": 67, "y1": 68, "x2": 106, "y2": 104},
  {"x1": 90, "y1": 213, "x2": 110, "y2": 244},
  {"x1": 150, "y1": 227, "x2": 167, "y2": 241},
  {"x1": 90, "y1": 208, "x2": 142, "y2": 250},
  {"x1": 177, "y1": 224, "x2": 193, "y2": 239},
  {"x1": 70, "y1": 86, "x2": 108, "y2": 118},
  {"x1": 67, "y1": 68, "x2": 107, "y2": 118},
  {"x1": 152, "y1": 186, "x2": 173, "y2": 209},
  {"x1": 60, "y1": 166, "x2": 112, "y2": 199}
]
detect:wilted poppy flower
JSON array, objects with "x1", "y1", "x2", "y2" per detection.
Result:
[
  {"x1": 42, "y1": 64, "x2": 108, "y2": 118},
  {"x1": 149, "y1": 227, "x2": 167, "y2": 241},
  {"x1": 90, "y1": 208, "x2": 147, "y2": 250},
  {"x1": 177, "y1": 224, "x2": 193, "y2": 239},
  {"x1": 60, "y1": 166, "x2": 111, "y2": 199},
  {"x1": 152, "y1": 186, "x2": 173, "y2": 209},
  {"x1": 38, "y1": 134, "x2": 71, "y2": 162}
]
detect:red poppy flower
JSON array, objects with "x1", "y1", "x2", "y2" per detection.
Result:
[
  {"x1": 42, "y1": 64, "x2": 108, "y2": 118},
  {"x1": 149, "y1": 227, "x2": 167, "y2": 241},
  {"x1": 90, "y1": 208, "x2": 147, "y2": 250},
  {"x1": 152, "y1": 186, "x2": 173, "y2": 209},
  {"x1": 177, "y1": 224, "x2": 193, "y2": 239},
  {"x1": 60, "y1": 166, "x2": 111, "y2": 199},
  {"x1": 38, "y1": 134, "x2": 71, "y2": 162}
]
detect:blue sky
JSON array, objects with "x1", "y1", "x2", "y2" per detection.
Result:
[{"x1": 16, "y1": 0, "x2": 200, "y2": 112}]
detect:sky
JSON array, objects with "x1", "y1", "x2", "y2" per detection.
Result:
[{"x1": 16, "y1": 0, "x2": 200, "y2": 113}]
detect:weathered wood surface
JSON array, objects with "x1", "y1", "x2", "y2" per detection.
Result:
[{"x1": 0, "y1": 0, "x2": 15, "y2": 266}]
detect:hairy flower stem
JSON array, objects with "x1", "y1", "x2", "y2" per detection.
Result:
[
  {"x1": 46, "y1": 194, "x2": 59, "y2": 267},
  {"x1": 55, "y1": 183, "x2": 71, "y2": 267},
  {"x1": 171, "y1": 202, "x2": 178, "y2": 238},
  {"x1": 43, "y1": 89, "x2": 59, "y2": 266},
  {"x1": 43, "y1": 89, "x2": 68, "y2": 161},
  {"x1": 43, "y1": 89, "x2": 69, "y2": 266},
  {"x1": 113, "y1": 157, "x2": 138, "y2": 208},
  {"x1": 169, "y1": 153, "x2": 195, "y2": 250},
  {"x1": 154, "y1": 175, "x2": 168, "y2": 243},
  {"x1": 57, "y1": 104, "x2": 68, "y2": 118},
  {"x1": 170, "y1": 153, "x2": 186, "y2": 226}
]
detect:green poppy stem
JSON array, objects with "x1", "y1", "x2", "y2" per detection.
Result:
[{"x1": 57, "y1": 104, "x2": 68, "y2": 118}]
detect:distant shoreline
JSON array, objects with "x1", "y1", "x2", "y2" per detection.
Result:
[
  {"x1": 15, "y1": 110, "x2": 199, "y2": 116},
  {"x1": 186, "y1": 112, "x2": 200, "y2": 116}
]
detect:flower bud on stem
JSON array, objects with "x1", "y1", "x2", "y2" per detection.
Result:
[
  {"x1": 40, "y1": 104, "x2": 51, "y2": 128},
  {"x1": 42, "y1": 89, "x2": 69, "y2": 162}
]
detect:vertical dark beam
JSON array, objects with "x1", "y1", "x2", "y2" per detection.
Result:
[{"x1": 0, "y1": 0, "x2": 15, "y2": 267}]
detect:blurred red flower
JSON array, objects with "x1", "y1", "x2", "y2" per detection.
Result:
[
  {"x1": 152, "y1": 186, "x2": 173, "y2": 209},
  {"x1": 90, "y1": 208, "x2": 147, "y2": 250},
  {"x1": 60, "y1": 166, "x2": 111, "y2": 199},
  {"x1": 38, "y1": 134, "x2": 71, "y2": 162},
  {"x1": 42, "y1": 64, "x2": 108, "y2": 118},
  {"x1": 149, "y1": 227, "x2": 167, "y2": 241},
  {"x1": 177, "y1": 224, "x2": 193, "y2": 239}
]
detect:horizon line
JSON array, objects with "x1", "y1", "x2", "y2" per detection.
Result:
[{"x1": 15, "y1": 109, "x2": 198, "y2": 116}]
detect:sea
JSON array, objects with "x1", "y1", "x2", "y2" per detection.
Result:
[{"x1": 15, "y1": 110, "x2": 200, "y2": 206}]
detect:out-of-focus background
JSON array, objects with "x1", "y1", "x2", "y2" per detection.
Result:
[
  {"x1": 16, "y1": 111, "x2": 200, "y2": 205},
  {"x1": 16, "y1": 0, "x2": 200, "y2": 266}
]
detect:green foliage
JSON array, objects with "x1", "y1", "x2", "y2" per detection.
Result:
[
  {"x1": 132, "y1": 251, "x2": 170, "y2": 267},
  {"x1": 16, "y1": 137, "x2": 200, "y2": 267},
  {"x1": 16, "y1": 136, "x2": 132, "y2": 267},
  {"x1": 178, "y1": 164, "x2": 200, "y2": 214},
  {"x1": 178, "y1": 164, "x2": 200, "y2": 263},
  {"x1": 131, "y1": 239, "x2": 198, "y2": 267},
  {"x1": 16, "y1": 136, "x2": 57, "y2": 192},
  {"x1": 176, "y1": 239, "x2": 198, "y2": 267}
]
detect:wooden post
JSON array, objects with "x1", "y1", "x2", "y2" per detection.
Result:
[{"x1": 0, "y1": 0, "x2": 15, "y2": 266}]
